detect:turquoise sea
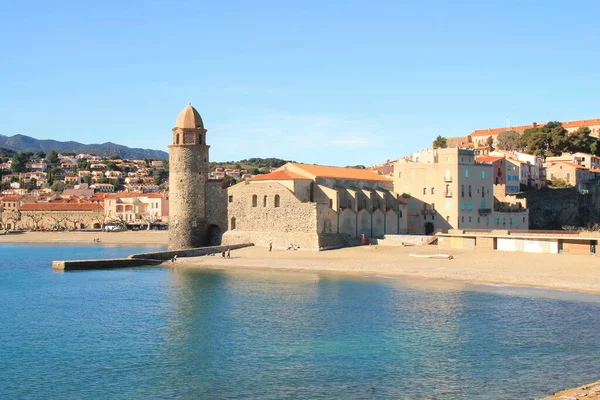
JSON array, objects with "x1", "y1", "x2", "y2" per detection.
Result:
[{"x1": 1, "y1": 243, "x2": 599, "y2": 399}]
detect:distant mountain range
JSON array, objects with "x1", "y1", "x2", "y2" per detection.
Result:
[{"x1": 0, "y1": 134, "x2": 168, "y2": 160}]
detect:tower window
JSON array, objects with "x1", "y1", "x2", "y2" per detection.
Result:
[
  {"x1": 198, "y1": 134, "x2": 203, "y2": 144},
  {"x1": 230, "y1": 217, "x2": 236, "y2": 230},
  {"x1": 274, "y1": 194, "x2": 281, "y2": 207},
  {"x1": 176, "y1": 133, "x2": 180, "y2": 144},
  {"x1": 252, "y1": 194, "x2": 257, "y2": 207},
  {"x1": 263, "y1": 195, "x2": 267, "y2": 207},
  {"x1": 228, "y1": 195, "x2": 233, "y2": 203}
]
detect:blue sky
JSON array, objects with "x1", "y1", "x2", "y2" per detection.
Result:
[{"x1": 1, "y1": 1, "x2": 599, "y2": 165}]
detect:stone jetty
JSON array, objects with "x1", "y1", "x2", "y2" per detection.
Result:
[{"x1": 538, "y1": 379, "x2": 600, "y2": 399}]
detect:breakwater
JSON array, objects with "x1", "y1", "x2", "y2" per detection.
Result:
[{"x1": 52, "y1": 243, "x2": 254, "y2": 270}]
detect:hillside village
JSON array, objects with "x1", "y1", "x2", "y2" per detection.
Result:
[{"x1": 1, "y1": 117, "x2": 600, "y2": 234}]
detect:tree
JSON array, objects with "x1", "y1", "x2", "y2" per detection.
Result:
[
  {"x1": 345, "y1": 165, "x2": 366, "y2": 169},
  {"x1": 496, "y1": 131, "x2": 521, "y2": 151},
  {"x1": 10, "y1": 152, "x2": 29, "y2": 173},
  {"x1": 77, "y1": 159, "x2": 90, "y2": 170},
  {"x1": 47, "y1": 150, "x2": 59, "y2": 165},
  {"x1": 141, "y1": 211, "x2": 161, "y2": 230},
  {"x1": 36, "y1": 151, "x2": 46, "y2": 160},
  {"x1": 221, "y1": 175, "x2": 236, "y2": 189},
  {"x1": 153, "y1": 169, "x2": 168, "y2": 185},
  {"x1": 568, "y1": 127, "x2": 594, "y2": 154},
  {"x1": 520, "y1": 121, "x2": 569, "y2": 157},
  {"x1": 51, "y1": 181, "x2": 65, "y2": 192},
  {"x1": 549, "y1": 177, "x2": 569, "y2": 188},
  {"x1": 432, "y1": 135, "x2": 448, "y2": 149},
  {"x1": 24, "y1": 178, "x2": 37, "y2": 191},
  {"x1": 26, "y1": 212, "x2": 45, "y2": 230},
  {"x1": 485, "y1": 136, "x2": 495, "y2": 151}
]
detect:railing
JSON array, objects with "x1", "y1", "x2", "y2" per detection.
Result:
[{"x1": 478, "y1": 208, "x2": 492, "y2": 215}]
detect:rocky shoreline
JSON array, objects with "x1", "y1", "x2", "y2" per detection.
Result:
[{"x1": 538, "y1": 379, "x2": 600, "y2": 399}]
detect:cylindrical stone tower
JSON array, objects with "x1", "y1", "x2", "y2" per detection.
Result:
[{"x1": 168, "y1": 104, "x2": 209, "y2": 250}]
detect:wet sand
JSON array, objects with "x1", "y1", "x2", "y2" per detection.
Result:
[
  {"x1": 2, "y1": 231, "x2": 600, "y2": 295},
  {"x1": 175, "y1": 245, "x2": 600, "y2": 296}
]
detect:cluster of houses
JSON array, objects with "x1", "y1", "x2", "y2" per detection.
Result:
[
  {"x1": 208, "y1": 167, "x2": 254, "y2": 180},
  {"x1": 0, "y1": 153, "x2": 171, "y2": 230},
  {"x1": 0, "y1": 154, "x2": 166, "y2": 194}
]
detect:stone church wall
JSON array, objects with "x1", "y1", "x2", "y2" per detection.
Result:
[{"x1": 221, "y1": 181, "x2": 320, "y2": 249}]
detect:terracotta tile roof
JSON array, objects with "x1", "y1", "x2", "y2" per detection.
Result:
[
  {"x1": 248, "y1": 170, "x2": 311, "y2": 181},
  {"x1": 475, "y1": 156, "x2": 504, "y2": 163},
  {"x1": 19, "y1": 203, "x2": 104, "y2": 211},
  {"x1": 105, "y1": 192, "x2": 164, "y2": 199},
  {"x1": 549, "y1": 161, "x2": 587, "y2": 170},
  {"x1": 287, "y1": 163, "x2": 393, "y2": 182},
  {"x1": 471, "y1": 118, "x2": 600, "y2": 137},
  {"x1": 0, "y1": 196, "x2": 21, "y2": 201},
  {"x1": 563, "y1": 118, "x2": 600, "y2": 129},
  {"x1": 471, "y1": 124, "x2": 533, "y2": 137}
]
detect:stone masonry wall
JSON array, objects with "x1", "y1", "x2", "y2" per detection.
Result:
[
  {"x1": 169, "y1": 145, "x2": 208, "y2": 250},
  {"x1": 222, "y1": 181, "x2": 319, "y2": 249}
]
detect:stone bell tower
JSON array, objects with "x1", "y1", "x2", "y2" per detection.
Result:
[{"x1": 168, "y1": 104, "x2": 210, "y2": 250}]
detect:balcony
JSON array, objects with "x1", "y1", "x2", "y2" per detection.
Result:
[
  {"x1": 478, "y1": 208, "x2": 492, "y2": 215},
  {"x1": 444, "y1": 176, "x2": 453, "y2": 182}
]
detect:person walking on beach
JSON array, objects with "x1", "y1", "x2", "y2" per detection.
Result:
[
  {"x1": 269, "y1": 240, "x2": 272, "y2": 252},
  {"x1": 226, "y1": 248, "x2": 231, "y2": 258},
  {"x1": 221, "y1": 250, "x2": 226, "y2": 258}
]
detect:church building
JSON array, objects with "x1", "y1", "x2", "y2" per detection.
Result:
[{"x1": 168, "y1": 105, "x2": 408, "y2": 251}]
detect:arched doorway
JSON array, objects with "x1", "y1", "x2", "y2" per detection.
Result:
[
  {"x1": 206, "y1": 224, "x2": 222, "y2": 246},
  {"x1": 424, "y1": 222, "x2": 434, "y2": 235}
]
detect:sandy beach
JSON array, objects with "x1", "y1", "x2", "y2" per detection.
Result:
[
  {"x1": 176, "y1": 245, "x2": 600, "y2": 296},
  {"x1": 2, "y1": 231, "x2": 600, "y2": 295}
]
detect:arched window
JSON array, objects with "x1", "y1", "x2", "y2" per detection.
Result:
[
  {"x1": 482, "y1": 186, "x2": 485, "y2": 198},
  {"x1": 461, "y1": 185, "x2": 464, "y2": 197},
  {"x1": 431, "y1": 187, "x2": 435, "y2": 195},
  {"x1": 198, "y1": 134, "x2": 203, "y2": 144},
  {"x1": 252, "y1": 195, "x2": 257, "y2": 207},
  {"x1": 175, "y1": 133, "x2": 180, "y2": 144},
  {"x1": 423, "y1": 188, "x2": 427, "y2": 195},
  {"x1": 230, "y1": 217, "x2": 236, "y2": 230},
  {"x1": 274, "y1": 194, "x2": 280, "y2": 207},
  {"x1": 468, "y1": 185, "x2": 472, "y2": 197},
  {"x1": 263, "y1": 195, "x2": 267, "y2": 207}
]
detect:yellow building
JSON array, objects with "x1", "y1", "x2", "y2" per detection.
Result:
[{"x1": 393, "y1": 148, "x2": 528, "y2": 233}]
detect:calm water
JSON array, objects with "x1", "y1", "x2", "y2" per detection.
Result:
[{"x1": 1, "y1": 244, "x2": 600, "y2": 399}]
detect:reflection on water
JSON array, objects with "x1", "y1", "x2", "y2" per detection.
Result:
[{"x1": 1, "y1": 244, "x2": 600, "y2": 399}]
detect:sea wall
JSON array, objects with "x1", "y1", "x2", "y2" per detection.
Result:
[{"x1": 129, "y1": 243, "x2": 254, "y2": 261}]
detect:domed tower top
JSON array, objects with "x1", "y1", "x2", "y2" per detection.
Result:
[
  {"x1": 175, "y1": 104, "x2": 204, "y2": 129},
  {"x1": 172, "y1": 104, "x2": 208, "y2": 146}
]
